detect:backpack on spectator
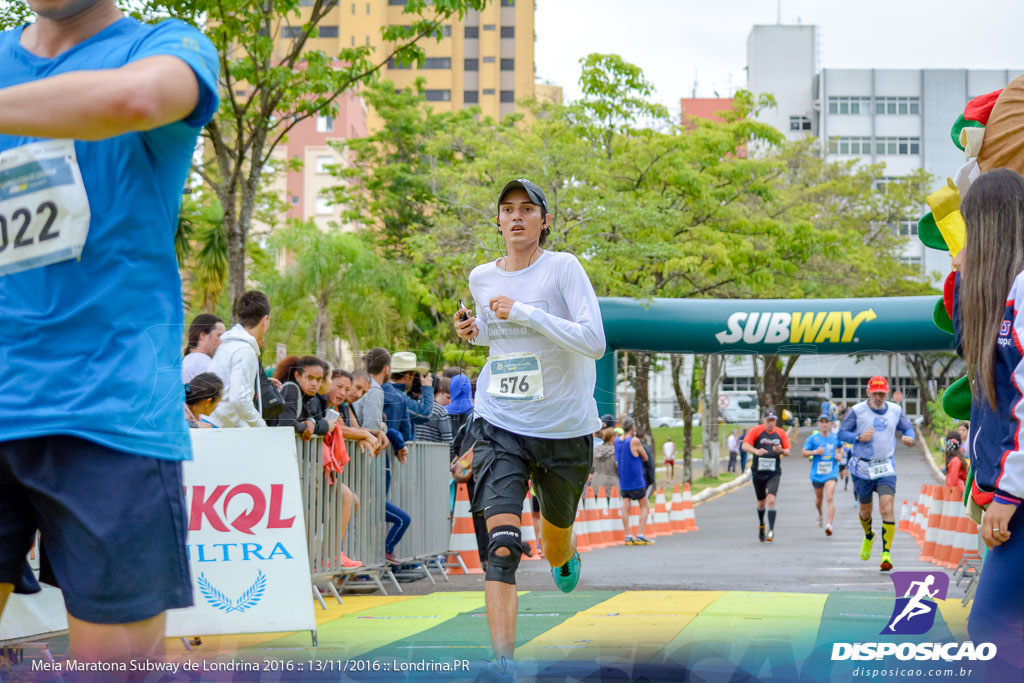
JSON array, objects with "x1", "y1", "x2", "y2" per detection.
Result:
[
  {"x1": 256, "y1": 359, "x2": 285, "y2": 419},
  {"x1": 282, "y1": 380, "x2": 303, "y2": 418}
]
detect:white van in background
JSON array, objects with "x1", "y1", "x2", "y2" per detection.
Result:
[{"x1": 717, "y1": 392, "x2": 759, "y2": 423}]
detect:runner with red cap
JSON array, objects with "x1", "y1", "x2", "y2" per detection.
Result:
[{"x1": 837, "y1": 375, "x2": 916, "y2": 571}]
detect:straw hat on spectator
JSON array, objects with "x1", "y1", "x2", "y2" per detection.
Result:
[{"x1": 391, "y1": 351, "x2": 418, "y2": 373}]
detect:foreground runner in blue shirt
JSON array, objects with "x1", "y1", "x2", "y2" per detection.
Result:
[
  {"x1": 0, "y1": 0, "x2": 218, "y2": 665},
  {"x1": 803, "y1": 414, "x2": 841, "y2": 536}
]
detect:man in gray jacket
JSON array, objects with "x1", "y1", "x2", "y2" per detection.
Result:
[{"x1": 207, "y1": 291, "x2": 271, "y2": 428}]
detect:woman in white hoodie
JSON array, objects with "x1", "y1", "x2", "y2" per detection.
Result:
[{"x1": 207, "y1": 291, "x2": 271, "y2": 428}]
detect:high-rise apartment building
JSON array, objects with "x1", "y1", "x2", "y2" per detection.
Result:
[
  {"x1": 287, "y1": 0, "x2": 535, "y2": 127},
  {"x1": 269, "y1": 0, "x2": 537, "y2": 229}
]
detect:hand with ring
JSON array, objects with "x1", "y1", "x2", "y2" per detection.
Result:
[{"x1": 980, "y1": 500, "x2": 1016, "y2": 549}]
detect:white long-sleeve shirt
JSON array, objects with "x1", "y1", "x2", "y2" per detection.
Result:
[{"x1": 470, "y1": 250, "x2": 606, "y2": 438}]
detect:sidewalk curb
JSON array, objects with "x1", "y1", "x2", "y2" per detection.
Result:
[
  {"x1": 919, "y1": 434, "x2": 945, "y2": 483},
  {"x1": 693, "y1": 471, "x2": 752, "y2": 504}
]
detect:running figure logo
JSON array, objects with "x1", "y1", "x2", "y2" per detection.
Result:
[{"x1": 883, "y1": 571, "x2": 949, "y2": 635}]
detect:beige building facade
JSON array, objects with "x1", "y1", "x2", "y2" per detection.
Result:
[{"x1": 289, "y1": 0, "x2": 536, "y2": 127}]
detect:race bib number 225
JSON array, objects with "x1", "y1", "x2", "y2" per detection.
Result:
[{"x1": 0, "y1": 140, "x2": 91, "y2": 277}]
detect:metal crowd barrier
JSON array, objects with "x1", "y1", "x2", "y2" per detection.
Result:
[
  {"x1": 389, "y1": 441, "x2": 454, "y2": 583},
  {"x1": 295, "y1": 436, "x2": 454, "y2": 606},
  {"x1": 295, "y1": 436, "x2": 391, "y2": 607}
]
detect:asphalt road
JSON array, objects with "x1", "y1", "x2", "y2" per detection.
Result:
[{"x1": 423, "y1": 428, "x2": 961, "y2": 597}]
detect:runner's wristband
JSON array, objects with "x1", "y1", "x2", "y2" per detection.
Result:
[{"x1": 993, "y1": 490, "x2": 1021, "y2": 506}]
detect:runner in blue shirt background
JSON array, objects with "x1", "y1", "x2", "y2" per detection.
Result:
[{"x1": 803, "y1": 414, "x2": 841, "y2": 536}]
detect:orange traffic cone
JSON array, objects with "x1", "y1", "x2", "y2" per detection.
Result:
[
  {"x1": 448, "y1": 483, "x2": 483, "y2": 574},
  {"x1": 520, "y1": 496, "x2": 540, "y2": 560},
  {"x1": 919, "y1": 486, "x2": 943, "y2": 563},
  {"x1": 669, "y1": 484, "x2": 686, "y2": 533},
  {"x1": 681, "y1": 483, "x2": 697, "y2": 531},
  {"x1": 934, "y1": 487, "x2": 959, "y2": 568},
  {"x1": 583, "y1": 486, "x2": 608, "y2": 548},
  {"x1": 651, "y1": 487, "x2": 671, "y2": 537},
  {"x1": 609, "y1": 487, "x2": 626, "y2": 543},
  {"x1": 573, "y1": 499, "x2": 592, "y2": 553},
  {"x1": 596, "y1": 486, "x2": 615, "y2": 546},
  {"x1": 898, "y1": 499, "x2": 910, "y2": 532}
]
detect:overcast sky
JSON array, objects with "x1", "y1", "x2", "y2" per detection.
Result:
[{"x1": 535, "y1": 0, "x2": 1024, "y2": 114}]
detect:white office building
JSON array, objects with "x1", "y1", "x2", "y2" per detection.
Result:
[{"x1": 635, "y1": 25, "x2": 1014, "y2": 421}]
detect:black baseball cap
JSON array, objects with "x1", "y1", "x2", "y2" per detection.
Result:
[
  {"x1": 498, "y1": 179, "x2": 548, "y2": 215},
  {"x1": 763, "y1": 410, "x2": 778, "y2": 421}
]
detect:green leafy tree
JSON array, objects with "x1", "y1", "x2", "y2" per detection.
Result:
[
  {"x1": 748, "y1": 139, "x2": 934, "y2": 411},
  {"x1": 253, "y1": 221, "x2": 414, "y2": 365}
]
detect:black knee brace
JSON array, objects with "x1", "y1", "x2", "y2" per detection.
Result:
[{"x1": 485, "y1": 525, "x2": 531, "y2": 585}]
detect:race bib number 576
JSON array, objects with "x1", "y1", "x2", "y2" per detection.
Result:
[
  {"x1": 0, "y1": 140, "x2": 91, "y2": 277},
  {"x1": 486, "y1": 352, "x2": 544, "y2": 401}
]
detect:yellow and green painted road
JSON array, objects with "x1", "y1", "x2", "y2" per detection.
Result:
[{"x1": 171, "y1": 589, "x2": 972, "y2": 681}]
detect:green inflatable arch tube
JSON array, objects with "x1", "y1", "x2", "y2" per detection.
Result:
[{"x1": 593, "y1": 296, "x2": 955, "y2": 417}]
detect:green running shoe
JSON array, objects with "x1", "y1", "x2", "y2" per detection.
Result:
[
  {"x1": 880, "y1": 551, "x2": 893, "y2": 572},
  {"x1": 552, "y1": 551, "x2": 581, "y2": 593},
  {"x1": 860, "y1": 535, "x2": 874, "y2": 561}
]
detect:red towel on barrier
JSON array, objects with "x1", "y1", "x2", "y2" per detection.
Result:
[{"x1": 322, "y1": 424, "x2": 349, "y2": 484}]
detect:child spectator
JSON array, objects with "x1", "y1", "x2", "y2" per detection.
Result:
[
  {"x1": 184, "y1": 373, "x2": 223, "y2": 428},
  {"x1": 270, "y1": 355, "x2": 333, "y2": 439},
  {"x1": 944, "y1": 431, "x2": 968, "y2": 494}
]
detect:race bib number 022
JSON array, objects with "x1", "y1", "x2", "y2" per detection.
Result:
[
  {"x1": 486, "y1": 352, "x2": 544, "y2": 401},
  {"x1": 0, "y1": 140, "x2": 91, "y2": 277}
]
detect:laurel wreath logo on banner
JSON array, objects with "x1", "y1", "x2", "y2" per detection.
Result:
[{"x1": 197, "y1": 570, "x2": 267, "y2": 613}]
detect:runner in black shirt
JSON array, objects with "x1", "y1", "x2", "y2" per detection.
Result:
[{"x1": 741, "y1": 411, "x2": 791, "y2": 542}]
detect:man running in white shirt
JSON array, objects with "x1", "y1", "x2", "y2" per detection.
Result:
[{"x1": 454, "y1": 179, "x2": 606, "y2": 679}]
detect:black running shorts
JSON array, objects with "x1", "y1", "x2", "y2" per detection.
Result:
[
  {"x1": 468, "y1": 417, "x2": 592, "y2": 529},
  {"x1": 752, "y1": 473, "x2": 781, "y2": 500}
]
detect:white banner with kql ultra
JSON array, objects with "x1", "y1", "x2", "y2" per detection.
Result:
[{"x1": 165, "y1": 428, "x2": 315, "y2": 640}]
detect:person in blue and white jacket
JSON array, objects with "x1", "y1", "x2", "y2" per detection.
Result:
[
  {"x1": 957, "y1": 169, "x2": 1024, "y2": 675},
  {"x1": 837, "y1": 376, "x2": 915, "y2": 572}
]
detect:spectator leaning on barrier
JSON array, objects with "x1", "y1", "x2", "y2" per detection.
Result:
[
  {"x1": 182, "y1": 313, "x2": 225, "y2": 383},
  {"x1": 0, "y1": 0, "x2": 219, "y2": 664},
  {"x1": 350, "y1": 369, "x2": 390, "y2": 451},
  {"x1": 270, "y1": 355, "x2": 332, "y2": 440},
  {"x1": 416, "y1": 376, "x2": 453, "y2": 443},
  {"x1": 207, "y1": 291, "x2": 271, "y2": 428},
  {"x1": 383, "y1": 351, "x2": 434, "y2": 442},
  {"x1": 327, "y1": 370, "x2": 381, "y2": 454},
  {"x1": 184, "y1": 372, "x2": 223, "y2": 428},
  {"x1": 353, "y1": 348, "x2": 388, "y2": 432},
  {"x1": 320, "y1": 369, "x2": 364, "y2": 570},
  {"x1": 353, "y1": 348, "x2": 412, "y2": 564}
]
